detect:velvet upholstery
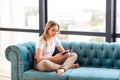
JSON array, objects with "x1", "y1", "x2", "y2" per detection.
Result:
[{"x1": 5, "y1": 41, "x2": 120, "y2": 80}]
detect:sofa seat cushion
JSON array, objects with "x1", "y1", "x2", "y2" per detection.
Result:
[
  {"x1": 68, "y1": 67, "x2": 120, "y2": 80},
  {"x1": 23, "y1": 69, "x2": 74, "y2": 80}
]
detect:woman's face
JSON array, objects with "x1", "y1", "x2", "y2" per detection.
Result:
[{"x1": 47, "y1": 25, "x2": 59, "y2": 38}]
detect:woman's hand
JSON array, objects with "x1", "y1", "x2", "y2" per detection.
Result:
[
  {"x1": 51, "y1": 52, "x2": 70, "y2": 62},
  {"x1": 62, "y1": 52, "x2": 70, "y2": 57}
]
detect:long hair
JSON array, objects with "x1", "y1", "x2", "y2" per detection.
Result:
[{"x1": 40, "y1": 20, "x2": 60, "y2": 48}]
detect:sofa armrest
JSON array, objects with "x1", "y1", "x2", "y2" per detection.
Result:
[{"x1": 5, "y1": 42, "x2": 35, "y2": 80}]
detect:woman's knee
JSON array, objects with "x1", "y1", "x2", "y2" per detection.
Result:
[
  {"x1": 36, "y1": 60, "x2": 50, "y2": 71},
  {"x1": 70, "y1": 52, "x2": 78, "y2": 59},
  {"x1": 40, "y1": 60, "x2": 50, "y2": 65}
]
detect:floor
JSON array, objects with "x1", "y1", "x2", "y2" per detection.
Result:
[
  {"x1": 0, "y1": 76, "x2": 10, "y2": 80},
  {"x1": 0, "y1": 69, "x2": 11, "y2": 80}
]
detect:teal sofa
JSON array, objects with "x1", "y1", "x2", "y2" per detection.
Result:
[{"x1": 5, "y1": 41, "x2": 120, "y2": 80}]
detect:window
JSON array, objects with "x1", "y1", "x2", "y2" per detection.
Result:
[
  {"x1": 59, "y1": 34, "x2": 105, "y2": 42},
  {"x1": 48, "y1": 0, "x2": 106, "y2": 32},
  {"x1": 0, "y1": 0, "x2": 39, "y2": 77},
  {"x1": 116, "y1": 0, "x2": 120, "y2": 33},
  {"x1": 0, "y1": 31, "x2": 38, "y2": 74},
  {"x1": 0, "y1": 0, "x2": 39, "y2": 29},
  {"x1": 47, "y1": 0, "x2": 106, "y2": 42}
]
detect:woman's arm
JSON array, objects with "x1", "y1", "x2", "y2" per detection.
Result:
[
  {"x1": 35, "y1": 48, "x2": 53, "y2": 63},
  {"x1": 57, "y1": 45, "x2": 70, "y2": 57},
  {"x1": 35, "y1": 48, "x2": 64, "y2": 63},
  {"x1": 35, "y1": 45, "x2": 69, "y2": 63},
  {"x1": 56, "y1": 45, "x2": 65, "y2": 53}
]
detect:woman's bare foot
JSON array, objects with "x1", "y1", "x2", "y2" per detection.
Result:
[
  {"x1": 56, "y1": 68, "x2": 65, "y2": 75},
  {"x1": 70, "y1": 63, "x2": 80, "y2": 68}
]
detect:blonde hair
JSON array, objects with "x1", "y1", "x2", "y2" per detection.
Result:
[{"x1": 40, "y1": 20, "x2": 60, "y2": 48}]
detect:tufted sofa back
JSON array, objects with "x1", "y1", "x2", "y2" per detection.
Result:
[{"x1": 60, "y1": 41, "x2": 120, "y2": 69}]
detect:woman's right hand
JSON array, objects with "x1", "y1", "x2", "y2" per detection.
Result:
[
  {"x1": 52, "y1": 53, "x2": 63, "y2": 61},
  {"x1": 51, "y1": 53, "x2": 70, "y2": 62}
]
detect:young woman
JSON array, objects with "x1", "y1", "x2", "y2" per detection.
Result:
[{"x1": 34, "y1": 20, "x2": 79, "y2": 75}]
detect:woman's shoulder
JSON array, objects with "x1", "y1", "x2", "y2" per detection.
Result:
[
  {"x1": 54, "y1": 37, "x2": 60, "y2": 42},
  {"x1": 37, "y1": 36, "x2": 44, "y2": 43}
]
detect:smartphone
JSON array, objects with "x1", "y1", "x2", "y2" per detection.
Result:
[{"x1": 62, "y1": 51, "x2": 69, "y2": 55}]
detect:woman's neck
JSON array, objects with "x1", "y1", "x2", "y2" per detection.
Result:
[{"x1": 47, "y1": 36, "x2": 55, "y2": 40}]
